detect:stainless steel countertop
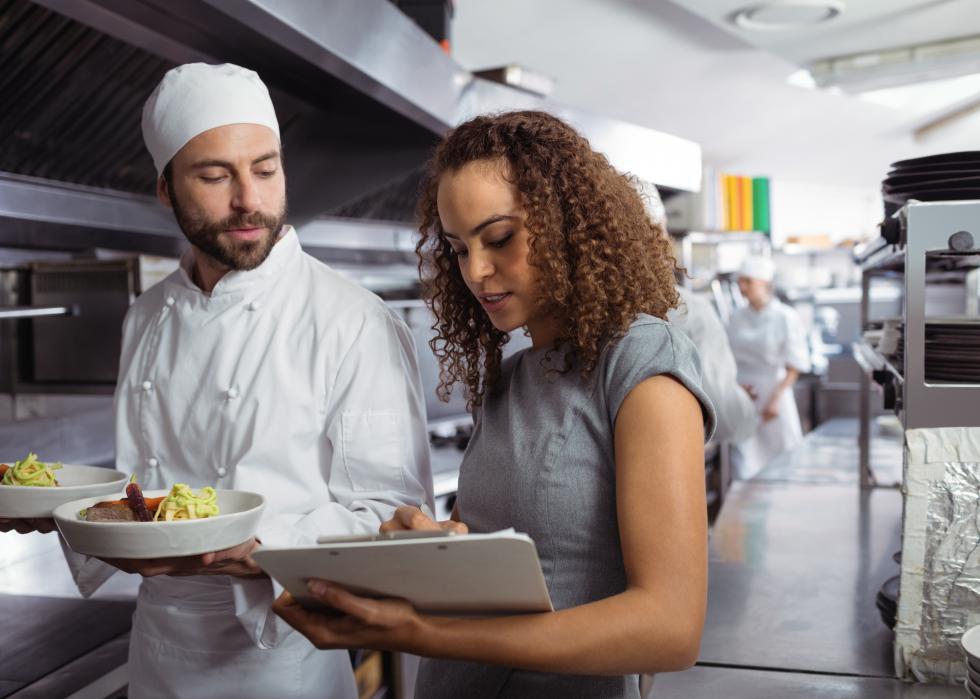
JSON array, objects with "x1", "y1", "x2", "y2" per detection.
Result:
[
  {"x1": 650, "y1": 666, "x2": 964, "y2": 698},
  {"x1": 647, "y1": 476, "x2": 965, "y2": 696},
  {"x1": 700, "y1": 480, "x2": 901, "y2": 677}
]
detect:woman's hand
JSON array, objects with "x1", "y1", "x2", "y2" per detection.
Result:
[
  {"x1": 762, "y1": 397, "x2": 780, "y2": 422},
  {"x1": 272, "y1": 581, "x2": 425, "y2": 652},
  {"x1": 380, "y1": 506, "x2": 468, "y2": 535}
]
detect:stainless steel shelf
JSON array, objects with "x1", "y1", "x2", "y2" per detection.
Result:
[
  {"x1": 858, "y1": 200, "x2": 980, "y2": 488},
  {"x1": 852, "y1": 340, "x2": 904, "y2": 386},
  {"x1": 861, "y1": 247, "x2": 904, "y2": 273},
  {"x1": 861, "y1": 246, "x2": 980, "y2": 275}
]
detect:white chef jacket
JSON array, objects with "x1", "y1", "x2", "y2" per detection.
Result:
[
  {"x1": 61, "y1": 227, "x2": 433, "y2": 699},
  {"x1": 669, "y1": 287, "x2": 757, "y2": 444},
  {"x1": 727, "y1": 298, "x2": 810, "y2": 479}
]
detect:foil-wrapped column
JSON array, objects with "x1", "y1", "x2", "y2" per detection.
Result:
[{"x1": 896, "y1": 427, "x2": 980, "y2": 683}]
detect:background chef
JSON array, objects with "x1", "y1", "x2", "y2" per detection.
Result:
[
  {"x1": 727, "y1": 255, "x2": 811, "y2": 480},
  {"x1": 642, "y1": 182, "x2": 757, "y2": 445}
]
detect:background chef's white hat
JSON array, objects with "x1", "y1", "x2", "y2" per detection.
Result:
[
  {"x1": 142, "y1": 62, "x2": 280, "y2": 175},
  {"x1": 739, "y1": 255, "x2": 775, "y2": 282},
  {"x1": 638, "y1": 179, "x2": 667, "y2": 229}
]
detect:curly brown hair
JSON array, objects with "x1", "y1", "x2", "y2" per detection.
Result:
[{"x1": 416, "y1": 110, "x2": 681, "y2": 409}]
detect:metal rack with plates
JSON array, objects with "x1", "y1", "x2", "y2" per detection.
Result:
[{"x1": 854, "y1": 199, "x2": 980, "y2": 488}]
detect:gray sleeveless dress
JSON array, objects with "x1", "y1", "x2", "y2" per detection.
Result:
[{"x1": 415, "y1": 314, "x2": 715, "y2": 699}]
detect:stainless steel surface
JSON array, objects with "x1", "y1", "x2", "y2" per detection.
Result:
[
  {"x1": 430, "y1": 444, "x2": 463, "y2": 498},
  {"x1": 6, "y1": 0, "x2": 702, "y2": 254},
  {"x1": 904, "y1": 200, "x2": 980, "y2": 429},
  {"x1": 858, "y1": 200, "x2": 980, "y2": 486},
  {"x1": 0, "y1": 305, "x2": 72, "y2": 320},
  {"x1": 676, "y1": 231, "x2": 771, "y2": 294},
  {"x1": 0, "y1": 172, "x2": 184, "y2": 256},
  {"x1": 650, "y1": 666, "x2": 963, "y2": 698},
  {"x1": 29, "y1": 259, "x2": 137, "y2": 385},
  {"x1": 0, "y1": 0, "x2": 172, "y2": 195},
  {"x1": 758, "y1": 417, "x2": 903, "y2": 486},
  {"x1": 0, "y1": 267, "x2": 27, "y2": 394},
  {"x1": 205, "y1": 0, "x2": 464, "y2": 137},
  {"x1": 967, "y1": 268, "x2": 979, "y2": 316},
  {"x1": 700, "y1": 480, "x2": 901, "y2": 677},
  {"x1": 204, "y1": 0, "x2": 702, "y2": 191},
  {"x1": 0, "y1": 395, "x2": 115, "y2": 465}
]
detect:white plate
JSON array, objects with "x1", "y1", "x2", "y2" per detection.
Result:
[
  {"x1": 0, "y1": 463, "x2": 129, "y2": 518},
  {"x1": 54, "y1": 489, "x2": 265, "y2": 559},
  {"x1": 963, "y1": 625, "x2": 980, "y2": 663}
]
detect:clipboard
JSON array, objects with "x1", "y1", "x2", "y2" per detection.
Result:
[{"x1": 253, "y1": 530, "x2": 554, "y2": 616}]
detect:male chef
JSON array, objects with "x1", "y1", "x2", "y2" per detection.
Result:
[{"x1": 61, "y1": 62, "x2": 433, "y2": 698}]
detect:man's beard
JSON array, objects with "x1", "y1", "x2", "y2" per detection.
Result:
[{"x1": 172, "y1": 195, "x2": 287, "y2": 272}]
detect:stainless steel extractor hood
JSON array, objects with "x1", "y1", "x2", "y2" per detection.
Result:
[{"x1": 1, "y1": 0, "x2": 701, "y2": 254}]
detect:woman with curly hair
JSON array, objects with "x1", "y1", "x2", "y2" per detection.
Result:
[{"x1": 274, "y1": 110, "x2": 716, "y2": 698}]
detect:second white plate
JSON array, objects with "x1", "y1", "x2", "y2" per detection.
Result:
[{"x1": 54, "y1": 489, "x2": 265, "y2": 559}]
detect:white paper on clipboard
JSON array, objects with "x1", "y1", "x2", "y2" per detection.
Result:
[{"x1": 253, "y1": 529, "x2": 554, "y2": 616}]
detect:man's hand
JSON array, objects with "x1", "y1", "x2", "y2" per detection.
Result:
[
  {"x1": 379, "y1": 506, "x2": 468, "y2": 535},
  {"x1": 99, "y1": 538, "x2": 265, "y2": 578},
  {"x1": 740, "y1": 384, "x2": 758, "y2": 401},
  {"x1": 0, "y1": 518, "x2": 57, "y2": 534}
]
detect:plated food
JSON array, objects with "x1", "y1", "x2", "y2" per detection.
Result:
[
  {"x1": 1, "y1": 453, "x2": 62, "y2": 487},
  {"x1": 55, "y1": 487, "x2": 264, "y2": 559},
  {"x1": 0, "y1": 458, "x2": 129, "y2": 519},
  {"x1": 82, "y1": 480, "x2": 220, "y2": 522}
]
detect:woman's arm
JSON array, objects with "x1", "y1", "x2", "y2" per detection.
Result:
[{"x1": 274, "y1": 374, "x2": 708, "y2": 675}]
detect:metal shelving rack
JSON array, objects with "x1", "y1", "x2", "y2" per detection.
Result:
[{"x1": 855, "y1": 200, "x2": 980, "y2": 488}]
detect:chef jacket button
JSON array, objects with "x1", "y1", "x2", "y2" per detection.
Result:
[
  {"x1": 227, "y1": 387, "x2": 240, "y2": 399},
  {"x1": 217, "y1": 467, "x2": 228, "y2": 478},
  {"x1": 147, "y1": 457, "x2": 159, "y2": 468},
  {"x1": 165, "y1": 296, "x2": 175, "y2": 307},
  {"x1": 141, "y1": 380, "x2": 153, "y2": 392},
  {"x1": 247, "y1": 301, "x2": 261, "y2": 312}
]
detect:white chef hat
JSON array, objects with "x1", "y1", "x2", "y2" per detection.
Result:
[
  {"x1": 739, "y1": 255, "x2": 775, "y2": 282},
  {"x1": 638, "y1": 179, "x2": 667, "y2": 229},
  {"x1": 141, "y1": 62, "x2": 280, "y2": 175}
]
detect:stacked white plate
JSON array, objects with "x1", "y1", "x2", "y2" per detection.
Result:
[{"x1": 960, "y1": 625, "x2": 980, "y2": 697}]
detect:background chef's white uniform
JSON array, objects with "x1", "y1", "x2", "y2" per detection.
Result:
[
  {"x1": 669, "y1": 287, "x2": 757, "y2": 444},
  {"x1": 727, "y1": 297, "x2": 810, "y2": 479},
  {"x1": 61, "y1": 227, "x2": 433, "y2": 699}
]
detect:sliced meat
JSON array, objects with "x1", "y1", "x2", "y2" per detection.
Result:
[{"x1": 85, "y1": 503, "x2": 137, "y2": 522}]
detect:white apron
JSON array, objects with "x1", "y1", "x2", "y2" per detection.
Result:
[
  {"x1": 63, "y1": 227, "x2": 433, "y2": 698},
  {"x1": 128, "y1": 577, "x2": 354, "y2": 699},
  {"x1": 727, "y1": 299, "x2": 810, "y2": 479}
]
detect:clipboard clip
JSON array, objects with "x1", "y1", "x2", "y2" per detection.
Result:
[{"x1": 316, "y1": 529, "x2": 459, "y2": 545}]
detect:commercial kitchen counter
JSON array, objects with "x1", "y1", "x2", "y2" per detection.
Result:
[
  {"x1": 0, "y1": 532, "x2": 139, "y2": 698},
  {"x1": 649, "y1": 419, "x2": 962, "y2": 698}
]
